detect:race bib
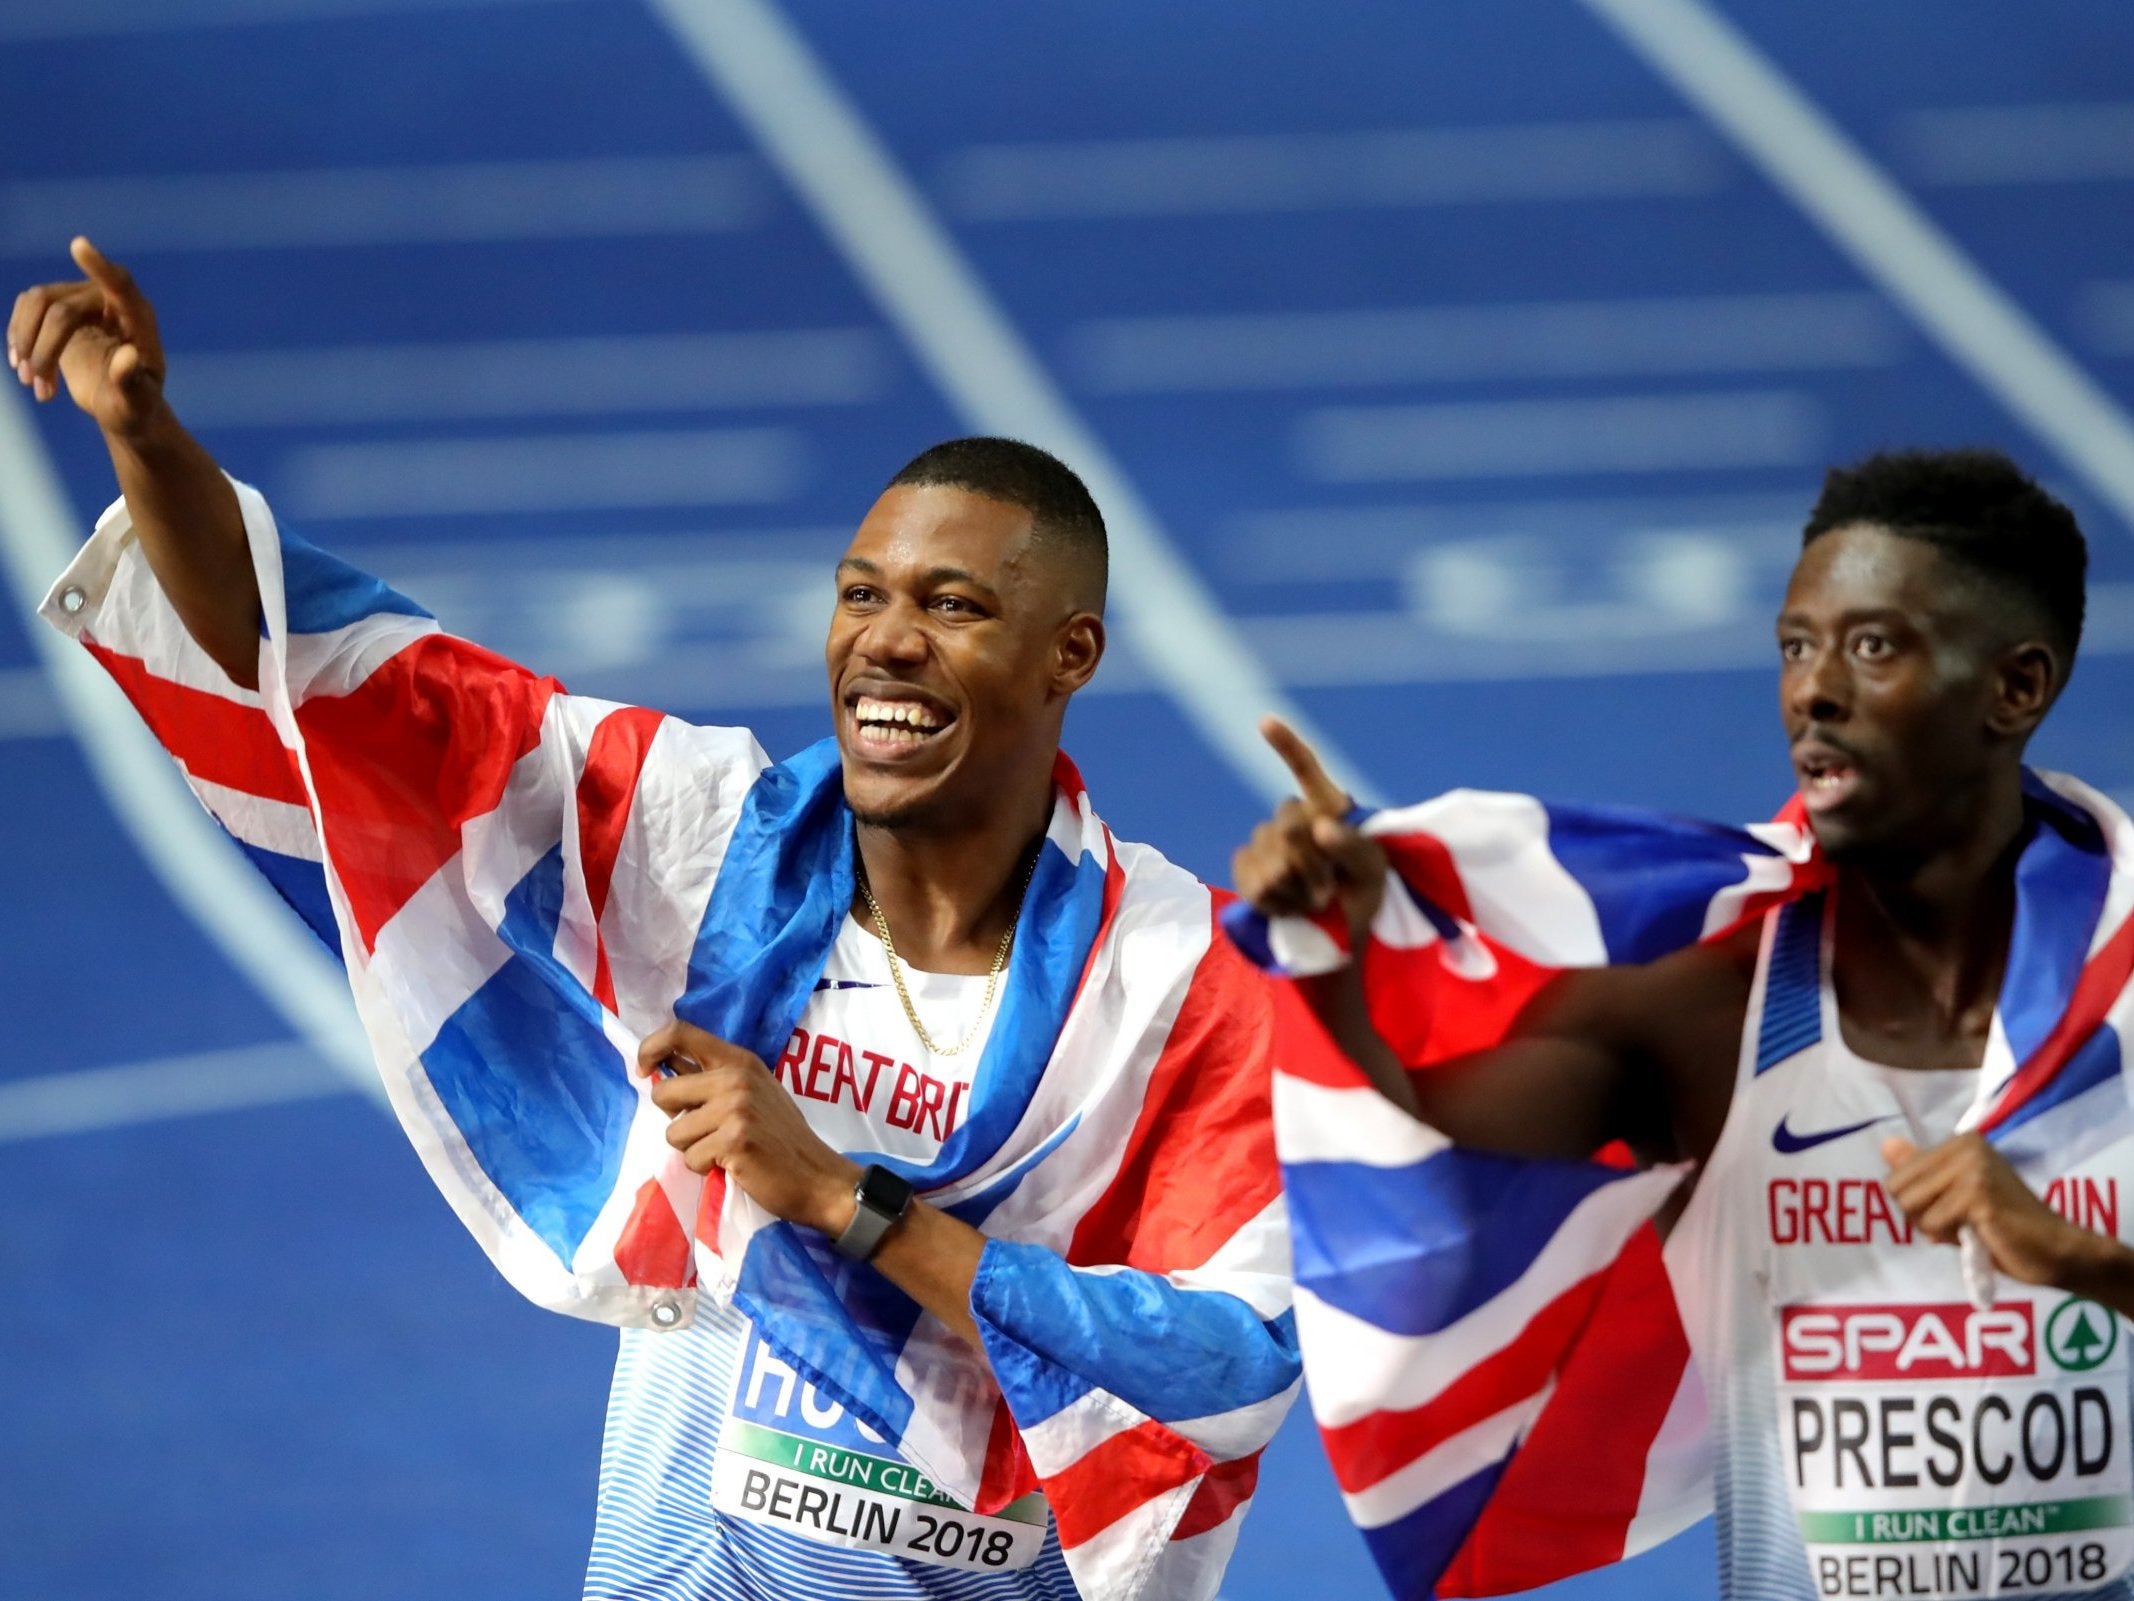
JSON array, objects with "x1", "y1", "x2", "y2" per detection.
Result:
[
  {"x1": 711, "y1": 1324, "x2": 1049, "y2": 1573},
  {"x1": 1778, "y1": 1297, "x2": 2134, "y2": 1597}
]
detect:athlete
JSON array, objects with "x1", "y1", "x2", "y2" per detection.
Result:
[
  {"x1": 1234, "y1": 447, "x2": 2134, "y2": 1599},
  {"x1": 13, "y1": 240, "x2": 1297, "y2": 1601}
]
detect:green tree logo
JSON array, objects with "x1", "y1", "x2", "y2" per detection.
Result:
[{"x1": 2046, "y1": 1297, "x2": 2121, "y2": 1372}]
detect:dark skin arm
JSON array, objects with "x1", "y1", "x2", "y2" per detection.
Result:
[
  {"x1": 13, "y1": 242, "x2": 1021, "y2": 1343},
  {"x1": 1237, "y1": 718, "x2": 2134, "y2": 1293},
  {"x1": 1234, "y1": 716, "x2": 1748, "y2": 1166},
  {"x1": 637, "y1": 1021, "x2": 987, "y2": 1349},
  {"x1": 1296, "y1": 944, "x2": 1747, "y2": 1164},
  {"x1": 10, "y1": 238, "x2": 261, "y2": 686}
]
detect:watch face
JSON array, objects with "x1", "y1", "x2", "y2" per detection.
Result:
[
  {"x1": 835, "y1": 1165, "x2": 915, "y2": 1261},
  {"x1": 858, "y1": 1163, "x2": 915, "y2": 1217}
]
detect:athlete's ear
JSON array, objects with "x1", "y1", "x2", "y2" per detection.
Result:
[
  {"x1": 1986, "y1": 639, "x2": 2058, "y2": 740},
  {"x1": 1050, "y1": 612, "x2": 1104, "y2": 697}
]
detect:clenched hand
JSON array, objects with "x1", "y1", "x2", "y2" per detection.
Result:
[
  {"x1": 638, "y1": 1020, "x2": 862, "y2": 1238},
  {"x1": 1884, "y1": 1132, "x2": 2133, "y2": 1308}
]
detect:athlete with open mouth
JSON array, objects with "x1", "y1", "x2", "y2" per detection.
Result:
[{"x1": 1236, "y1": 447, "x2": 2134, "y2": 1601}]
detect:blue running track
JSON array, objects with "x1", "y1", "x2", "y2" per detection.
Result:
[{"x1": 6, "y1": 3, "x2": 2134, "y2": 1596}]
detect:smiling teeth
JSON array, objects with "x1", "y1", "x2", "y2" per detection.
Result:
[{"x1": 855, "y1": 697, "x2": 945, "y2": 731}]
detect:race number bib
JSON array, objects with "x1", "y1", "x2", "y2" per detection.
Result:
[
  {"x1": 1778, "y1": 1298, "x2": 2134, "y2": 1597},
  {"x1": 712, "y1": 1325, "x2": 1049, "y2": 1573}
]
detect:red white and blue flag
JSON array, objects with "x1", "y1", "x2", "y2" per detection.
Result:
[
  {"x1": 1224, "y1": 780, "x2": 2134, "y2": 1598},
  {"x1": 43, "y1": 481, "x2": 1300, "y2": 1601}
]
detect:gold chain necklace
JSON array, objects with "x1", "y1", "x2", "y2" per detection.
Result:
[{"x1": 856, "y1": 848, "x2": 1037, "y2": 1057}]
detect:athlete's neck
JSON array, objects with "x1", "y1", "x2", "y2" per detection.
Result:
[
  {"x1": 1839, "y1": 771, "x2": 2027, "y2": 946},
  {"x1": 1831, "y1": 776, "x2": 2028, "y2": 1062},
  {"x1": 854, "y1": 783, "x2": 1052, "y2": 976}
]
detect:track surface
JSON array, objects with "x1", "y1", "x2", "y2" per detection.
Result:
[{"x1": 7, "y1": 3, "x2": 2134, "y2": 1595}]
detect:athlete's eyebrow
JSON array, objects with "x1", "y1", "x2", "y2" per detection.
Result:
[
  {"x1": 1775, "y1": 605, "x2": 1914, "y2": 630},
  {"x1": 836, "y1": 558, "x2": 1001, "y2": 602}
]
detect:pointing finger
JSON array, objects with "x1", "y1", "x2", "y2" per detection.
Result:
[
  {"x1": 1260, "y1": 715, "x2": 1349, "y2": 815},
  {"x1": 70, "y1": 237, "x2": 151, "y2": 345},
  {"x1": 71, "y1": 236, "x2": 128, "y2": 298}
]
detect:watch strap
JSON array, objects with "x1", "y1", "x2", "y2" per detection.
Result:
[{"x1": 833, "y1": 1163, "x2": 915, "y2": 1261}]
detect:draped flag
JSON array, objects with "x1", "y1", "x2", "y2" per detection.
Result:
[
  {"x1": 1224, "y1": 780, "x2": 2134, "y2": 1599},
  {"x1": 44, "y1": 481, "x2": 1300, "y2": 1601}
]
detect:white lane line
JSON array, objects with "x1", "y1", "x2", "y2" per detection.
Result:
[
  {"x1": 1073, "y1": 290, "x2": 1904, "y2": 393},
  {"x1": 1230, "y1": 491, "x2": 1804, "y2": 580},
  {"x1": 0, "y1": 156, "x2": 768, "y2": 256},
  {"x1": 169, "y1": 328, "x2": 891, "y2": 428},
  {"x1": 1295, "y1": 391, "x2": 1824, "y2": 483},
  {"x1": 279, "y1": 427, "x2": 805, "y2": 519},
  {"x1": 0, "y1": 1042, "x2": 357, "y2": 1143},
  {"x1": 1580, "y1": 0, "x2": 2134, "y2": 535},
  {"x1": 0, "y1": 385, "x2": 380, "y2": 1103},
  {"x1": 645, "y1": 0, "x2": 1376, "y2": 804},
  {"x1": 0, "y1": 0, "x2": 589, "y2": 39},
  {"x1": 934, "y1": 120, "x2": 1727, "y2": 220},
  {"x1": 1896, "y1": 102, "x2": 2134, "y2": 187}
]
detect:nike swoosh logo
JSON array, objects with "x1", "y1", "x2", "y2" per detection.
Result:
[
  {"x1": 1771, "y1": 1113, "x2": 1894, "y2": 1155},
  {"x1": 813, "y1": 979, "x2": 883, "y2": 992}
]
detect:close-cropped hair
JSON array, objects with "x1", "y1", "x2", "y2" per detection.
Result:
[
  {"x1": 889, "y1": 437, "x2": 1109, "y2": 610},
  {"x1": 1804, "y1": 447, "x2": 2087, "y2": 665}
]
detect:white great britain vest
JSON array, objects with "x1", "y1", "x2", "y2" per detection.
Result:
[{"x1": 1669, "y1": 892, "x2": 2134, "y2": 1601}]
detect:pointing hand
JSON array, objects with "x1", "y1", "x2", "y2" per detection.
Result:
[
  {"x1": 9, "y1": 238, "x2": 167, "y2": 437},
  {"x1": 1232, "y1": 715, "x2": 1387, "y2": 946}
]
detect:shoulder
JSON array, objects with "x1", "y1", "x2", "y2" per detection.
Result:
[
  {"x1": 637, "y1": 714, "x2": 773, "y2": 794},
  {"x1": 1097, "y1": 834, "x2": 1275, "y2": 1017},
  {"x1": 557, "y1": 700, "x2": 773, "y2": 842},
  {"x1": 1109, "y1": 833, "x2": 1212, "y2": 922}
]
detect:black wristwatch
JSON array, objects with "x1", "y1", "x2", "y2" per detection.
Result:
[{"x1": 832, "y1": 1163, "x2": 915, "y2": 1261}]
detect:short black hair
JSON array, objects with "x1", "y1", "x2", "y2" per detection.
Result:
[
  {"x1": 1803, "y1": 447, "x2": 2086, "y2": 666},
  {"x1": 888, "y1": 436, "x2": 1108, "y2": 611}
]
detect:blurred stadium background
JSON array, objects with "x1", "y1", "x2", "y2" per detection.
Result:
[{"x1": 7, "y1": 1, "x2": 2134, "y2": 1596}]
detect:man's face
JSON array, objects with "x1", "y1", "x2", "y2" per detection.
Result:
[
  {"x1": 1778, "y1": 523, "x2": 2016, "y2": 861},
  {"x1": 826, "y1": 483, "x2": 1097, "y2": 832}
]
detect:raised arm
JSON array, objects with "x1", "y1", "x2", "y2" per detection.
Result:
[
  {"x1": 11, "y1": 238, "x2": 261, "y2": 686},
  {"x1": 1233, "y1": 716, "x2": 1696, "y2": 1160}
]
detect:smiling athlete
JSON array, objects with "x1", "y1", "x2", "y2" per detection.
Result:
[
  {"x1": 1235, "y1": 448, "x2": 2134, "y2": 1600},
  {"x1": 14, "y1": 241, "x2": 1297, "y2": 1601}
]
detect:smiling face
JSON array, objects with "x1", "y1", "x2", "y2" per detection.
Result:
[
  {"x1": 1777, "y1": 522, "x2": 2053, "y2": 863},
  {"x1": 827, "y1": 482, "x2": 1103, "y2": 834}
]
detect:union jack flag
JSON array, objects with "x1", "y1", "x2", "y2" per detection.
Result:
[
  {"x1": 1225, "y1": 779, "x2": 2134, "y2": 1598},
  {"x1": 43, "y1": 480, "x2": 1300, "y2": 1601}
]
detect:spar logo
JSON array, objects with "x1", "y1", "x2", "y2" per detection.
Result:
[
  {"x1": 2044, "y1": 1297, "x2": 2120, "y2": 1373},
  {"x1": 1781, "y1": 1303, "x2": 2034, "y2": 1381}
]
